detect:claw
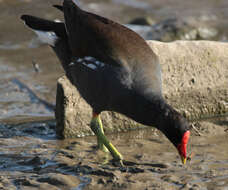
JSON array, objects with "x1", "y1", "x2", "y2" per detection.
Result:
[{"x1": 111, "y1": 159, "x2": 125, "y2": 167}]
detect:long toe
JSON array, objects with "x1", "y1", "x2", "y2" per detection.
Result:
[{"x1": 111, "y1": 158, "x2": 124, "y2": 167}]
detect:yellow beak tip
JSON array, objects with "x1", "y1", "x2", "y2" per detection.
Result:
[{"x1": 181, "y1": 157, "x2": 187, "y2": 165}]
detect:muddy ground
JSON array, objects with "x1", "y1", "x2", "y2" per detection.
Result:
[{"x1": 0, "y1": 117, "x2": 228, "y2": 190}]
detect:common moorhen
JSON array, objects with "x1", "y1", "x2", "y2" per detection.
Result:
[{"x1": 21, "y1": 0, "x2": 190, "y2": 165}]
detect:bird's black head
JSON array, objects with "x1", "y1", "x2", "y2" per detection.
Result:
[{"x1": 156, "y1": 103, "x2": 190, "y2": 164}]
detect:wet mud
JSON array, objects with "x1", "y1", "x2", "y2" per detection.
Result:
[{"x1": 0, "y1": 118, "x2": 228, "y2": 190}]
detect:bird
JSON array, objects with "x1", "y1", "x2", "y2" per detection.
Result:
[{"x1": 21, "y1": 0, "x2": 190, "y2": 166}]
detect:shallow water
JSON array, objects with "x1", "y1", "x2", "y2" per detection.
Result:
[{"x1": 0, "y1": 118, "x2": 227, "y2": 190}]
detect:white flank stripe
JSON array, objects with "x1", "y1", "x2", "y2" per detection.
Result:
[
  {"x1": 84, "y1": 56, "x2": 96, "y2": 62},
  {"x1": 34, "y1": 30, "x2": 58, "y2": 46},
  {"x1": 76, "y1": 58, "x2": 83, "y2": 63},
  {"x1": 69, "y1": 57, "x2": 106, "y2": 70},
  {"x1": 81, "y1": 62, "x2": 97, "y2": 70},
  {"x1": 95, "y1": 61, "x2": 105, "y2": 67},
  {"x1": 69, "y1": 62, "x2": 75, "y2": 66},
  {"x1": 87, "y1": 64, "x2": 97, "y2": 70}
]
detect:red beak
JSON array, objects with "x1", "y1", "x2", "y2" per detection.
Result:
[{"x1": 177, "y1": 130, "x2": 190, "y2": 164}]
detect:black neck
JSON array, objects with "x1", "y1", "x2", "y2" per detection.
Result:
[{"x1": 115, "y1": 92, "x2": 188, "y2": 146}]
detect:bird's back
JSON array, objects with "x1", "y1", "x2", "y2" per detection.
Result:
[{"x1": 63, "y1": 0, "x2": 162, "y2": 96}]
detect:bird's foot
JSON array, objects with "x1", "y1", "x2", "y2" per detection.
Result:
[{"x1": 110, "y1": 158, "x2": 125, "y2": 167}]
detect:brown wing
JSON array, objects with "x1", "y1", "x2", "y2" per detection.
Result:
[{"x1": 63, "y1": 0, "x2": 157, "y2": 69}]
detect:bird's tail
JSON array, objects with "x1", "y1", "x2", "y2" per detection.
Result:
[
  {"x1": 21, "y1": 15, "x2": 67, "y2": 46},
  {"x1": 21, "y1": 15, "x2": 72, "y2": 71}
]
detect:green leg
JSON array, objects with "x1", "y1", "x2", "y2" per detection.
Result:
[
  {"x1": 91, "y1": 114, "x2": 108, "y2": 152},
  {"x1": 90, "y1": 113, "x2": 123, "y2": 163}
]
